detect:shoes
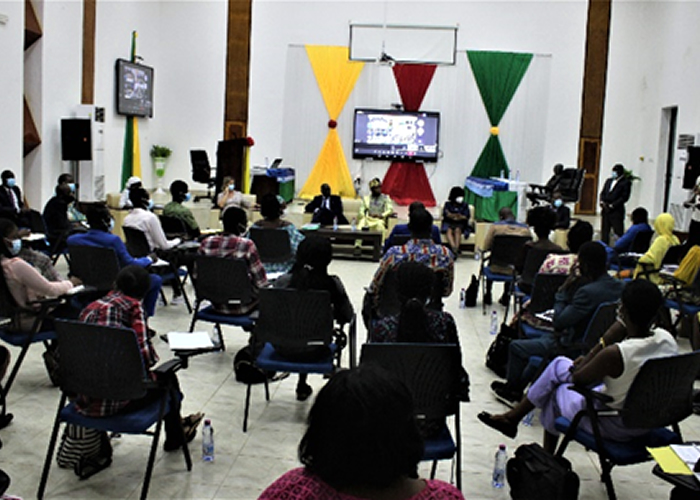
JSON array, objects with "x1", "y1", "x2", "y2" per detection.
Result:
[
  {"x1": 171, "y1": 295, "x2": 185, "y2": 306},
  {"x1": 164, "y1": 412, "x2": 205, "y2": 452},
  {"x1": 483, "y1": 292, "x2": 493, "y2": 305},
  {"x1": 498, "y1": 294, "x2": 510, "y2": 307},
  {"x1": 477, "y1": 411, "x2": 518, "y2": 439},
  {"x1": 491, "y1": 381, "x2": 523, "y2": 406},
  {"x1": 159, "y1": 333, "x2": 168, "y2": 344},
  {"x1": 147, "y1": 328, "x2": 157, "y2": 339},
  {"x1": 296, "y1": 383, "x2": 313, "y2": 401}
]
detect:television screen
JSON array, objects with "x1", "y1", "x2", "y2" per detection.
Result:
[
  {"x1": 352, "y1": 108, "x2": 440, "y2": 162},
  {"x1": 115, "y1": 59, "x2": 154, "y2": 117}
]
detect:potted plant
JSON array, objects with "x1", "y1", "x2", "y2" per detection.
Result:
[{"x1": 150, "y1": 145, "x2": 172, "y2": 193}]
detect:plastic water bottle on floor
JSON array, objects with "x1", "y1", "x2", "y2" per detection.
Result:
[
  {"x1": 202, "y1": 419, "x2": 214, "y2": 462},
  {"x1": 489, "y1": 310, "x2": 499, "y2": 335},
  {"x1": 459, "y1": 289, "x2": 466, "y2": 309},
  {"x1": 492, "y1": 444, "x2": 507, "y2": 488},
  {"x1": 523, "y1": 409, "x2": 535, "y2": 427},
  {"x1": 351, "y1": 218, "x2": 357, "y2": 231},
  {"x1": 333, "y1": 216, "x2": 338, "y2": 231}
]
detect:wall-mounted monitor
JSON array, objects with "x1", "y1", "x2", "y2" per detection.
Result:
[
  {"x1": 115, "y1": 59, "x2": 154, "y2": 117},
  {"x1": 352, "y1": 108, "x2": 440, "y2": 162}
]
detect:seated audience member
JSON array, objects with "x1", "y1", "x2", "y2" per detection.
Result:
[
  {"x1": 250, "y1": 193, "x2": 304, "y2": 275},
  {"x1": 518, "y1": 206, "x2": 562, "y2": 273},
  {"x1": 491, "y1": 242, "x2": 624, "y2": 404},
  {"x1": 371, "y1": 261, "x2": 458, "y2": 344},
  {"x1": 124, "y1": 187, "x2": 181, "y2": 251},
  {"x1": 198, "y1": 207, "x2": 268, "y2": 315},
  {"x1": 355, "y1": 178, "x2": 394, "y2": 255},
  {"x1": 383, "y1": 201, "x2": 441, "y2": 253},
  {"x1": 0, "y1": 170, "x2": 29, "y2": 226},
  {"x1": 551, "y1": 191, "x2": 570, "y2": 229},
  {"x1": 304, "y1": 183, "x2": 348, "y2": 226},
  {"x1": 633, "y1": 212, "x2": 679, "y2": 283},
  {"x1": 78, "y1": 265, "x2": 203, "y2": 455},
  {"x1": 217, "y1": 176, "x2": 252, "y2": 214},
  {"x1": 0, "y1": 218, "x2": 80, "y2": 332},
  {"x1": 613, "y1": 207, "x2": 652, "y2": 254},
  {"x1": 364, "y1": 208, "x2": 454, "y2": 329},
  {"x1": 538, "y1": 220, "x2": 594, "y2": 276},
  {"x1": 18, "y1": 246, "x2": 64, "y2": 282},
  {"x1": 67, "y1": 205, "x2": 162, "y2": 318},
  {"x1": 441, "y1": 186, "x2": 471, "y2": 255},
  {"x1": 119, "y1": 176, "x2": 142, "y2": 209},
  {"x1": 481, "y1": 206, "x2": 531, "y2": 306},
  {"x1": 479, "y1": 280, "x2": 677, "y2": 453},
  {"x1": 526, "y1": 163, "x2": 564, "y2": 205},
  {"x1": 163, "y1": 180, "x2": 200, "y2": 239},
  {"x1": 57, "y1": 173, "x2": 86, "y2": 223},
  {"x1": 259, "y1": 364, "x2": 464, "y2": 500},
  {"x1": 43, "y1": 183, "x2": 83, "y2": 250},
  {"x1": 274, "y1": 236, "x2": 353, "y2": 401}
]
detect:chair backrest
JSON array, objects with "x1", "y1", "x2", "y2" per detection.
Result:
[
  {"x1": 663, "y1": 245, "x2": 686, "y2": 266},
  {"x1": 577, "y1": 301, "x2": 618, "y2": 350},
  {"x1": 391, "y1": 234, "x2": 411, "y2": 247},
  {"x1": 122, "y1": 226, "x2": 151, "y2": 257},
  {"x1": 159, "y1": 214, "x2": 188, "y2": 237},
  {"x1": 255, "y1": 288, "x2": 333, "y2": 348},
  {"x1": 559, "y1": 168, "x2": 585, "y2": 203},
  {"x1": 360, "y1": 343, "x2": 461, "y2": 419},
  {"x1": 68, "y1": 245, "x2": 120, "y2": 290},
  {"x1": 376, "y1": 265, "x2": 445, "y2": 318},
  {"x1": 190, "y1": 150, "x2": 212, "y2": 184},
  {"x1": 0, "y1": 264, "x2": 22, "y2": 327},
  {"x1": 520, "y1": 248, "x2": 566, "y2": 287},
  {"x1": 489, "y1": 234, "x2": 532, "y2": 271},
  {"x1": 55, "y1": 320, "x2": 149, "y2": 401},
  {"x1": 248, "y1": 227, "x2": 292, "y2": 263},
  {"x1": 629, "y1": 230, "x2": 654, "y2": 254},
  {"x1": 621, "y1": 351, "x2": 700, "y2": 429},
  {"x1": 26, "y1": 209, "x2": 47, "y2": 234},
  {"x1": 193, "y1": 255, "x2": 253, "y2": 305},
  {"x1": 527, "y1": 273, "x2": 568, "y2": 313}
]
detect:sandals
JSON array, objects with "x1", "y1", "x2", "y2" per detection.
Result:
[
  {"x1": 164, "y1": 412, "x2": 205, "y2": 452},
  {"x1": 477, "y1": 411, "x2": 518, "y2": 439}
]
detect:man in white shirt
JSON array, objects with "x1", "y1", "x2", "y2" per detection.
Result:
[{"x1": 123, "y1": 187, "x2": 180, "y2": 251}]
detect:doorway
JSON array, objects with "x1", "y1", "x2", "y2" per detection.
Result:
[{"x1": 659, "y1": 106, "x2": 678, "y2": 212}]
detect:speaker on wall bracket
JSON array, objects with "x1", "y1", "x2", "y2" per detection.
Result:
[{"x1": 61, "y1": 118, "x2": 92, "y2": 161}]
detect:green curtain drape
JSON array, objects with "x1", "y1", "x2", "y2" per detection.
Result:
[{"x1": 467, "y1": 50, "x2": 533, "y2": 179}]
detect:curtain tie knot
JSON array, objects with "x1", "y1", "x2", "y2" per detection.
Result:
[
  {"x1": 328, "y1": 119, "x2": 338, "y2": 129},
  {"x1": 490, "y1": 126, "x2": 499, "y2": 136}
]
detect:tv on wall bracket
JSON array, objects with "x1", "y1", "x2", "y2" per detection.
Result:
[
  {"x1": 352, "y1": 108, "x2": 440, "y2": 163},
  {"x1": 115, "y1": 58, "x2": 154, "y2": 117}
]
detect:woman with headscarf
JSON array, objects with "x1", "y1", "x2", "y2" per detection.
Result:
[{"x1": 633, "y1": 212, "x2": 680, "y2": 283}]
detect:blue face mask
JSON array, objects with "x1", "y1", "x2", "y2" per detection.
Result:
[
  {"x1": 553, "y1": 199, "x2": 563, "y2": 208},
  {"x1": 6, "y1": 238, "x2": 21, "y2": 256},
  {"x1": 108, "y1": 219, "x2": 115, "y2": 232},
  {"x1": 68, "y1": 183, "x2": 76, "y2": 193},
  {"x1": 228, "y1": 184, "x2": 235, "y2": 192},
  {"x1": 147, "y1": 199, "x2": 154, "y2": 210},
  {"x1": 611, "y1": 171, "x2": 618, "y2": 179},
  {"x1": 6, "y1": 178, "x2": 16, "y2": 188},
  {"x1": 184, "y1": 192, "x2": 192, "y2": 202}
]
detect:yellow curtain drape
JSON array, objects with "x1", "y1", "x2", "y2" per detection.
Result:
[
  {"x1": 132, "y1": 118, "x2": 142, "y2": 178},
  {"x1": 299, "y1": 45, "x2": 363, "y2": 199}
]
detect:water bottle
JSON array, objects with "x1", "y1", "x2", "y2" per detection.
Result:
[
  {"x1": 523, "y1": 409, "x2": 535, "y2": 427},
  {"x1": 351, "y1": 218, "x2": 357, "y2": 231},
  {"x1": 515, "y1": 169, "x2": 521, "y2": 183},
  {"x1": 489, "y1": 310, "x2": 499, "y2": 335},
  {"x1": 474, "y1": 249, "x2": 480, "y2": 261},
  {"x1": 492, "y1": 444, "x2": 507, "y2": 488},
  {"x1": 459, "y1": 288, "x2": 466, "y2": 309},
  {"x1": 202, "y1": 419, "x2": 214, "y2": 462},
  {"x1": 333, "y1": 216, "x2": 338, "y2": 231}
]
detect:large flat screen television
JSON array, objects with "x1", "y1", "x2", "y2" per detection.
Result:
[
  {"x1": 352, "y1": 108, "x2": 440, "y2": 162},
  {"x1": 115, "y1": 59, "x2": 154, "y2": 117}
]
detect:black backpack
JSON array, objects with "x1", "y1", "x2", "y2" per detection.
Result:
[
  {"x1": 465, "y1": 274, "x2": 478, "y2": 307},
  {"x1": 485, "y1": 322, "x2": 518, "y2": 378},
  {"x1": 233, "y1": 346, "x2": 275, "y2": 384},
  {"x1": 507, "y1": 443, "x2": 579, "y2": 500}
]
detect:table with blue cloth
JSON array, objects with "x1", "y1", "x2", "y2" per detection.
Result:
[{"x1": 464, "y1": 177, "x2": 518, "y2": 222}]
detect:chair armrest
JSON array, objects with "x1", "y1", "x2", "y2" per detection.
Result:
[
  {"x1": 27, "y1": 296, "x2": 65, "y2": 309},
  {"x1": 153, "y1": 358, "x2": 183, "y2": 376},
  {"x1": 568, "y1": 383, "x2": 615, "y2": 405}
]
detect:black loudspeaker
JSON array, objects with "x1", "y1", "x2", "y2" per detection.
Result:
[{"x1": 61, "y1": 118, "x2": 92, "y2": 161}]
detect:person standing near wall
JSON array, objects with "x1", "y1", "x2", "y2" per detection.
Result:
[{"x1": 599, "y1": 164, "x2": 631, "y2": 245}]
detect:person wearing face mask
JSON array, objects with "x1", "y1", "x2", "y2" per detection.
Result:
[
  {"x1": 550, "y1": 191, "x2": 570, "y2": 230},
  {"x1": 304, "y1": 183, "x2": 348, "y2": 226},
  {"x1": 599, "y1": 163, "x2": 632, "y2": 245},
  {"x1": 0, "y1": 170, "x2": 30, "y2": 226},
  {"x1": 57, "y1": 173, "x2": 86, "y2": 224},
  {"x1": 162, "y1": 180, "x2": 200, "y2": 240},
  {"x1": 124, "y1": 187, "x2": 181, "y2": 251},
  {"x1": 43, "y1": 182, "x2": 86, "y2": 251},
  {"x1": 217, "y1": 176, "x2": 252, "y2": 214},
  {"x1": 0, "y1": 218, "x2": 80, "y2": 332},
  {"x1": 119, "y1": 176, "x2": 142, "y2": 209},
  {"x1": 67, "y1": 205, "x2": 162, "y2": 318},
  {"x1": 441, "y1": 186, "x2": 471, "y2": 255}
]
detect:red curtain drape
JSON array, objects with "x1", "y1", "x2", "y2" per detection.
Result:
[{"x1": 382, "y1": 64, "x2": 438, "y2": 207}]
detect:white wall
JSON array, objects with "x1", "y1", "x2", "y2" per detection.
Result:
[{"x1": 0, "y1": 1, "x2": 24, "y2": 187}]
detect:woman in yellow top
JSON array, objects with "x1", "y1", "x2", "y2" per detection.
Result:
[{"x1": 633, "y1": 212, "x2": 679, "y2": 283}]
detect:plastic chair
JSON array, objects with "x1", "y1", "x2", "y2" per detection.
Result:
[
  {"x1": 189, "y1": 255, "x2": 257, "y2": 351},
  {"x1": 248, "y1": 227, "x2": 292, "y2": 264},
  {"x1": 516, "y1": 247, "x2": 567, "y2": 296},
  {"x1": 517, "y1": 273, "x2": 568, "y2": 339},
  {"x1": 123, "y1": 227, "x2": 192, "y2": 313},
  {"x1": 360, "y1": 343, "x2": 463, "y2": 490},
  {"x1": 243, "y1": 288, "x2": 338, "y2": 432},
  {"x1": 37, "y1": 320, "x2": 191, "y2": 500},
  {"x1": 610, "y1": 230, "x2": 654, "y2": 271},
  {"x1": 661, "y1": 263, "x2": 700, "y2": 336},
  {"x1": 636, "y1": 244, "x2": 685, "y2": 281},
  {"x1": 479, "y1": 234, "x2": 532, "y2": 315},
  {"x1": 554, "y1": 351, "x2": 700, "y2": 500},
  {"x1": 159, "y1": 214, "x2": 188, "y2": 239},
  {"x1": 68, "y1": 245, "x2": 120, "y2": 292}
]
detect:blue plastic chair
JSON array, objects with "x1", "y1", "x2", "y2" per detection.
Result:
[
  {"x1": 554, "y1": 351, "x2": 700, "y2": 500},
  {"x1": 243, "y1": 288, "x2": 339, "y2": 432},
  {"x1": 189, "y1": 255, "x2": 258, "y2": 351},
  {"x1": 479, "y1": 234, "x2": 532, "y2": 315},
  {"x1": 38, "y1": 320, "x2": 191, "y2": 500},
  {"x1": 360, "y1": 343, "x2": 463, "y2": 490}
]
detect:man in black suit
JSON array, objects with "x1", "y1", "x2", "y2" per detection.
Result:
[
  {"x1": 0, "y1": 170, "x2": 27, "y2": 224},
  {"x1": 599, "y1": 163, "x2": 631, "y2": 245},
  {"x1": 305, "y1": 183, "x2": 348, "y2": 226}
]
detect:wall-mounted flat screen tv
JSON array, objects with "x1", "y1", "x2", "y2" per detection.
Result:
[
  {"x1": 115, "y1": 59, "x2": 154, "y2": 117},
  {"x1": 352, "y1": 108, "x2": 440, "y2": 162}
]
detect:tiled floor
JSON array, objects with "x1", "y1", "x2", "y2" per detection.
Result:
[{"x1": 0, "y1": 255, "x2": 696, "y2": 499}]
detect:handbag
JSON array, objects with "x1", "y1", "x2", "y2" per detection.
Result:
[
  {"x1": 465, "y1": 274, "x2": 478, "y2": 307},
  {"x1": 507, "y1": 443, "x2": 579, "y2": 500},
  {"x1": 485, "y1": 322, "x2": 518, "y2": 378}
]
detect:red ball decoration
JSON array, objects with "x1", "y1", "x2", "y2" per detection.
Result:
[
  {"x1": 245, "y1": 136, "x2": 255, "y2": 146},
  {"x1": 328, "y1": 119, "x2": 338, "y2": 129}
]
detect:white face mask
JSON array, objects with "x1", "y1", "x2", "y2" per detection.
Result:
[
  {"x1": 553, "y1": 199, "x2": 563, "y2": 208},
  {"x1": 6, "y1": 238, "x2": 21, "y2": 256},
  {"x1": 455, "y1": 196, "x2": 464, "y2": 204}
]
